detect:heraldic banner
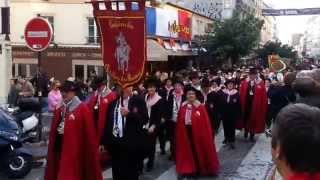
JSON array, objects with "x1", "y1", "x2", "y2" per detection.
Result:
[{"x1": 89, "y1": 0, "x2": 146, "y2": 87}]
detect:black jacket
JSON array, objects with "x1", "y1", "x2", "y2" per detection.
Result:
[
  {"x1": 268, "y1": 85, "x2": 296, "y2": 114},
  {"x1": 145, "y1": 96, "x2": 164, "y2": 131},
  {"x1": 206, "y1": 90, "x2": 223, "y2": 118},
  {"x1": 164, "y1": 92, "x2": 186, "y2": 121},
  {"x1": 220, "y1": 90, "x2": 241, "y2": 120},
  {"x1": 102, "y1": 95, "x2": 148, "y2": 155}
]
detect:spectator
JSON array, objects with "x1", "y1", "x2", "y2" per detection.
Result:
[
  {"x1": 8, "y1": 78, "x2": 21, "y2": 107},
  {"x1": 271, "y1": 104, "x2": 320, "y2": 180},
  {"x1": 48, "y1": 80, "x2": 62, "y2": 112},
  {"x1": 18, "y1": 77, "x2": 35, "y2": 98}
]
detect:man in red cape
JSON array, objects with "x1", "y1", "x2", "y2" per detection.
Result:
[
  {"x1": 239, "y1": 68, "x2": 268, "y2": 141},
  {"x1": 87, "y1": 76, "x2": 117, "y2": 166},
  {"x1": 45, "y1": 80, "x2": 102, "y2": 180},
  {"x1": 176, "y1": 86, "x2": 220, "y2": 177}
]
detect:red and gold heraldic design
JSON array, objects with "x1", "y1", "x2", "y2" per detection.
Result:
[{"x1": 90, "y1": 0, "x2": 146, "y2": 88}]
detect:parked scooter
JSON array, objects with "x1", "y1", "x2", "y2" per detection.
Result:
[
  {"x1": 10, "y1": 98, "x2": 42, "y2": 143},
  {"x1": 0, "y1": 108, "x2": 33, "y2": 179}
]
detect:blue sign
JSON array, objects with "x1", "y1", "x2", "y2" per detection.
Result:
[{"x1": 146, "y1": 7, "x2": 156, "y2": 35}]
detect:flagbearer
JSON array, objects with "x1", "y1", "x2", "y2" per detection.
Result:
[
  {"x1": 102, "y1": 86, "x2": 148, "y2": 180},
  {"x1": 239, "y1": 68, "x2": 268, "y2": 142},
  {"x1": 87, "y1": 76, "x2": 117, "y2": 167},
  {"x1": 45, "y1": 80, "x2": 102, "y2": 180}
]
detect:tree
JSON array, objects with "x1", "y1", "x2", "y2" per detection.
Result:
[
  {"x1": 204, "y1": 11, "x2": 264, "y2": 67},
  {"x1": 256, "y1": 41, "x2": 298, "y2": 67}
]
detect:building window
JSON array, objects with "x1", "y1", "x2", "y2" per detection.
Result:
[
  {"x1": 88, "y1": 18, "x2": 100, "y2": 44},
  {"x1": 41, "y1": 16, "x2": 55, "y2": 41}
]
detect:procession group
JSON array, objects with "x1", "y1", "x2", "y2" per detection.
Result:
[{"x1": 43, "y1": 66, "x2": 320, "y2": 180}]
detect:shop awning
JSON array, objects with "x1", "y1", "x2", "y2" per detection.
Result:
[
  {"x1": 147, "y1": 39, "x2": 169, "y2": 62},
  {"x1": 147, "y1": 39, "x2": 194, "y2": 61}
]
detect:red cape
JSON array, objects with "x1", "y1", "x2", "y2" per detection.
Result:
[
  {"x1": 87, "y1": 91, "x2": 117, "y2": 140},
  {"x1": 87, "y1": 91, "x2": 117, "y2": 166},
  {"x1": 238, "y1": 80, "x2": 267, "y2": 134},
  {"x1": 45, "y1": 103, "x2": 102, "y2": 180},
  {"x1": 287, "y1": 173, "x2": 320, "y2": 180},
  {"x1": 175, "y1": 102, "x2": 220, "y2": 176}
]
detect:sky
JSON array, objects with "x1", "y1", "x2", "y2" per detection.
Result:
[{"x1": 264, "y1": 0, "x2": 320, "y2": 44}]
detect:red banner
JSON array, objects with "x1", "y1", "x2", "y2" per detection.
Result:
[
  {"x1": 178, "y1": 10, "x2": 191, "y2": 41},
  {"x1": 90, "y1": 0, "x2": 146, "y2": 88}
]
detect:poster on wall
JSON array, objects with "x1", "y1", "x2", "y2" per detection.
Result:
[{"x1": 90, "y1": 0, "x2": 146, "y2": 88}]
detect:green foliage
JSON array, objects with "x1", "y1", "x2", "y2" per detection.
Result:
[
  {"x1": 256, "y1": 41, "x2": 298, "y2": 66},
  {"x1": 204, "y1": 11, "x2": 264, "y2": 66}
]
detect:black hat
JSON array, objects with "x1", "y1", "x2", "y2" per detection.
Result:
[
  {"x1": 225, "y1": 78, "x2": 235, "y2": 85},
  {"x1": 144, "y1": 77, "x2": 161, "y2": 89},
  {"x1": 173, "y1": 78, "x2": 184, "y2": 86},
  {"x1": 184, "y1": 85, "x2": 198, "y2": 94},
  {"x1": 249, "y1": 67, "x2": 257, "y2": 75},
  {"x1": 60, "y1": 80, "x2": 79, "y2": 92},
  {"x1": 190, "y1": 71, "x2": 200, "y2": 80},
  {"x1": 211, "y1": 77, "x2": 221, "y2": 86},
  {"x1": 91, "y1": 76, "x2": 107, "y2": 90},
  {"x1": 201, "y1": 78, "x2": 211, "y2": 88}
]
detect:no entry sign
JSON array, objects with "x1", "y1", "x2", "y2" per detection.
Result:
[{"x1": 24, "y1": 17, "x2": 53, "y2": 52}]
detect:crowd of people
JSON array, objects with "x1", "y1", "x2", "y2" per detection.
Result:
[{"x1": 9, "y1": 65, "x2": 320, "y2": 180}]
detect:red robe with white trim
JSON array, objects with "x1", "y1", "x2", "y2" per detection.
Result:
[
  {"x1": 45, "y1": 102, "x2": 102, "y2": 180},
  {"x1": 87, "y1": 91, "x2": 117, "y2": 165},
  {"x1": 175, "y1": 102, "x2": 220, "y2": 176},
  {"x1": 239, "y1": 79, "x2": 268, "y2": 134}
]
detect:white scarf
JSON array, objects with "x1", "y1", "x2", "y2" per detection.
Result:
[
  {"x1": 223, "y1": 89, "x2": 238, "y2": 103},
  {"x1": 113, "y1": 98, "x2": 128, "y2": 138},
  {"x1": 185, "y1": 104, "x2": 193, "y2": 125},
  {"x1": 145, "y1": 93, "x2": 162, "y2": 118}
]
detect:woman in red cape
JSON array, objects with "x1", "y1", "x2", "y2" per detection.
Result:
[
  {"x1": 238, "y1": 68, "x2": 267, "y2": 139},
  {"x1": 175, "y1": 86, "x2": 220, "y2": 177},
  {"x1": 45, "y1": 81, "x2": 102, "y2": 180}
]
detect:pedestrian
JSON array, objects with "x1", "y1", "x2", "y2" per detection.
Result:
[
  {"x1": 220, "y1": 78, "x2": 241, "y2": 149},
  {"x1": 165, "y1": 80, "x2": 185, "y2": 160},
  {"x1": 48, "y1": 80, "x2": 62, "y2": 112},
  {"x1": 8, "y1": 78, "x2": 21, "y2": 107},
  {"x1": 143, "y1": 77, "x2": 164, "y2": 172},
  {"x1": 293, "y1": 69, "x2": 320, "y2": 108},
  {"x1": 188, "y1": 72, "x2": 204, "y2": 103},
  {"x1": 239, "y1": 67, "x2": 268, "y2": 142},
  {"x1": 158, "y1": 78, "x2": 174, "y2": 155},
  {"x1": 102, "y1": 86, "x2": 148, "y2": 180},
  {"x1": 18, "y1": 77, "x2": 35, "y2": 98},
  {"x1": 206, "y1": 78, "x2": 223, "y2": 134},
  {"x1": 45, "y1": 80, "x2": 102, "y2": 180},
  {"x1": 271, "y1": 104, "x2": 320, "y2": 180},
  {"x1": 176, "y1": 86, "x2": 220, "y2": 179},
  {"x1": 87, "y1": 76, "x2": 117, "y2": 168}
]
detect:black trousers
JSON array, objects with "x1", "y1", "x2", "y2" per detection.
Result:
[
  {"x1": 147, "y1": 133, "x2": 157, "y2": 167},
  {"x1": 166, "y1": 121, "x2": 176, "y2": 158},
  {"x1": 222, "y1": 117, "x2": 236, "y2": 143},
  {"x1": 158, "y1": 122, "x2": 167, "y2": 153},
  {"x1": 111, "y1": 145, "x2": 139, "y2": 180}
]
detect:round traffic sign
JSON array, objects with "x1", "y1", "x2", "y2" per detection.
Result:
[{"x1": 24, "y1": 17, "x2": 53, "y2": 52}]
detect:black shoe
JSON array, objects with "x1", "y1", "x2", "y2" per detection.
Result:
[
  {"x1": 244, "y1": 132, "x2": 248, "y2": 139},
  {"x1": 222, "y1": 139, "x2": 227, "y2": 145},
  {"x1": 146, "y1": 165, "x2": 154, "y2": 172},
  {"x1": 250, "y1": 134, "x2": 255, "y2": 142},
  {"x1": 229, "y1": 143, "x2": 236, "y2": 149}
]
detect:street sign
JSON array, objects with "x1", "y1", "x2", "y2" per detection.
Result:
[
  {"x1": 263, "y1": 8, "x2": 320, "y2": 16},
  {"x1": 24, "y1": 17, "x2": 53, "y2": 52}
]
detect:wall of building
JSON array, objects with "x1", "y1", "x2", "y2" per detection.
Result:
[
  {"x1": 303, "y1": 16, "x2": 320, "y2": 59},
  {"x1": 11, "y1": 1, "x2": 93, "y2": 45}
]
